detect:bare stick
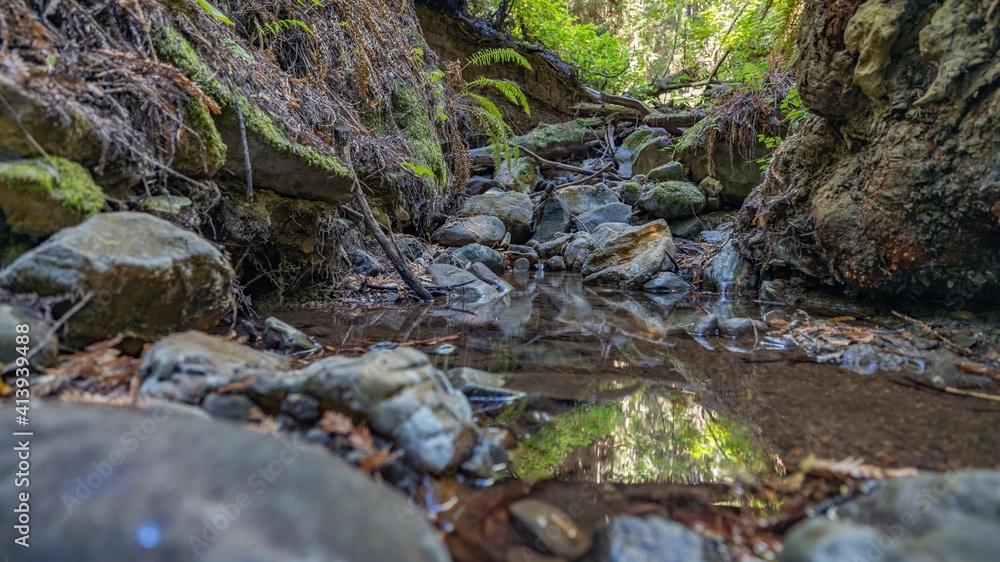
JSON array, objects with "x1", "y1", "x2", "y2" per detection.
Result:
[
  {"x1": 354, "y1": 189, "x2": 433, "y2": 301},
  {"x1": 228, "y1": 83, "x2": 253, "y2": 202}
]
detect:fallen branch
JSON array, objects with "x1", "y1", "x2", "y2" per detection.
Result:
[
  {"x1": 518, "y1": 146, "x2": 595, "y2": 174},
  {"x1": 352, "y1": 186, "x2": 433, "y2": 301},
  {"x1": 890, "y1": 311, "x2": 973, "y2": 356},
  {"x1": 583, "y1": 87, "x2": 653, "y2": 117}
]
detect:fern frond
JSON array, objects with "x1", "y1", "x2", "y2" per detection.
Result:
[
  {"x1": 467, "y1": 104, "x2": 518, "y2": 166},
  {"x1": 465, "y1": 77, "x2": 531, "y2": 116},
  {"x1": 466, "y1": 48, "x2": 532, "y2": 71},
  {"x1": 462, "y1": 92, "x2": 504, "y2": 122}
]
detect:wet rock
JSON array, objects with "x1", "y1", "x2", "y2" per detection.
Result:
[
  {"x1": 452, "y1": 243, "x2": 505, "y2": 275},
  {"x1": 263, "y1": 317, "x2": 318, "y2": 353},
  {"x1": 563, "y1": 233, "x2": 593, "y2": 271},
  {"x1": 447, "y1": 367, "x2": 524, "y2": 402},
  {"x1": 351, "y1": 249, "x2": 385, "y2": 277},
  {"x1": 0, "y1": 212, "x2": 234, "y2": 347},
  {"x1": 703, "y1": 243, "x2": 756, "y2": 295},
  {"x1": 281, "y1": 392, "x2": 320, "y2": 422},
  {"x1": 495, "y1": 157, "x2": 540, "y2": 192},
  {"x1": 458, "y1": 191, "x2": 533, "y2": 243},
  {"x1": 431, "y1": 215, "x2": 506, "y2": 247},
  {"x1": 636, "y1": 181, "x2": 706, "y2": 220},
  {"x1": 575, "y1": 202, "x2": 632, "y2": 233},
  {"x1": 506, "y1": 244, "x2": 540, "y2": 267},
  {"x1": 643, "y1": 272, "x2": 692, "y2": 294},
  {"x1": 596, "y1": 515, "x2": 705, "y2": 562},
  {"x1": 537, "y1": 232, "x2": 575, "y2": 259},
  {"x1": 668, "y1": 216, "x2": 702, "y2": 239},
  {"x1": 513, "y1": 257, "x2": 531, "y2": 271},
  {"x1": 0, "y1": 303, "x2": 58, "y2": 367},
  {"x1": 0, "y1": 157, "x2": 104, "y2": 237},
  {"x1": 469, "y1": 262, "x2": 513, "y2": 296},
  {"x1": 200, "y1": 393, "x2": 256, "y2": 421},
  {"x1": 646, "y1": 162, "x2": 686, "y2": 182},
  {"x1": 461, "y1": 426, "x2": 510, "y2": 479},
  {"x1": 783, "y1": 471, "x2": 1000, "y2": 562},
  {"x1": 582, "y1": 220, "x2": 676, "y2": 289},
  {"x1": 509, "y1": 498, "x2": 592, "y2": 559},
  {"x1": 533, "y1": 198, "x2": 573, "y2": 243},
  {"x1": 0, "y1": 401, "x2": 451, "y2": 562},
  {"x1": 690, "y1": 314, "x2": 719, "y2": 336},
  {"x1": 545, "y1": 256, "x2": 567, "y2": 272},
  {"x1": 425, "y1": 263, "x2": 501, "y2": 304},
  {"x1": 719, "y1": 317, "x2": 769, "y2": 337},
  {"x1": 139, "y1": 331, "x2": 292, "y2": 403},
  {"x1": 300, "y1": 347, "x2": 480, "y2": 473},
  {"x1": 556, "y1": 184, "x2": 619, "y2": 215}
]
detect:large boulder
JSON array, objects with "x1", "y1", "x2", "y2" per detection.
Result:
[
  {"x1": 458, "y1": 191, "x2": 533, "y2": 243},
  {"x1": 675, "y1": 140, "x2": 768, "y2": 201},
  {"x1": 0, "y1": 212, "x2": 234, "y2": 347},
  {"x1": 431, "y1": 215, "x2": 506, "y2": 247},
  {"x1": 582, "y1": 220, "x2": 676, "y2": 289},
  {"x1": 636, "y1": 181, "x2": 706, "y2": 220},
  {"x1": 555, "y1": 184, "x2": 619, "y2": 215},
  {"x1": 738, "y1": 0, "x2": 1000, "y2": 298},
  {"x1": 0, "y1": 157, "x2": 105, "y2": 237},
  {"x1": 575, "y1": 202, "x2": 632, "y2": 232},
  {"x1": 0, "y1": 401, "x2": 450, "y2": 562},
  {"x1": 451, "y1": 243, "x2": 505, "y2": 275},
  {"x1": 532, "y1": 198, "x2": 572, "y2": 243},
  {"x1": 631, "y1": 136, "x2": 675, "y2": 177}
]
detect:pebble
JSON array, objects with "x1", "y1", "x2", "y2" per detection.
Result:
[
  {"x1": 434, "y1": 344, "x2": 457, "y2": 355},
  {"x1": 508, "y1": 498, "x2": 592, "y2": 559}
]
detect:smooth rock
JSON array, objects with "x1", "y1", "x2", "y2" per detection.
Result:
[
  {"x1": 352, "y1": 249, "x2": 385, "y2": 277},
  {"x1": 668, "y1": 216, "x2": 702, "y2": 239},
  {"x1": 646, "y1": 161, "x2": 686, "y2": 182},
  {"x1": 643, "y1": 272, "x2": 692, "y2": 294},
  {"x1": 431, "y1": 215, "x2": 506, "y2": 247},
  {"x1": 513, "y1": 257, "x2": 531, "y2": 271},
  {"x1": 582, "y1": 220, "x2": 676, "y2": 289},
  {"x1": 0, "y1": 212, "x2": 234, "y2": 347},
  {"x1": 458, "y1": 191, "x2": 533, "y2": 243},
  {"x1": 690, "y1": 314, "x2": 719, "y2": 336},
  {"x1": 545, "y1": 256, "x2": 567, "y2": 272},
  {"x1": 703, "y1": 243, "x2": 756, "y2": 295},
  {"x1": 262, "y1": 316, "x2": 318, "y2": 353},
  {"x1": 616, "y1": 180, "x2": 643, "y2": 205},
  {"x1": 0, "y1": 303, "x2": 58, "y2": 367},
  {"x1": 719, "y1": 317, "x2": 768, "y2": 337},
  {"x1": 468, "y1": 262, "x2": 513, "y2": 296},
  {"x1": 636, "y1": 181, "x2": 706, "y2": 220},
  {"x1": 597, "y1": 515, "x2": 704, "y2": 562},
  {"x1": 556, "y1": 185, "x2": 619, "y2": 215},
  {"x1": 532, "y1": 197, "x2": 572, "y2": 243},
  {"x1": 139, "y1": 331, "x2": 292, "y2": 403},
  {"x1": 0, "y1": 156, "x2": 104, "y2": 237},
  {"x1": 631, "y1": 136, "x2": 674, "y2": 177},
  {"x1": 506, "y1": 244, "x2": 539, "y2": 267},
  {"x1": 536, "y1": 232, "x2": 575, "y2": 259},
  {"x1": 780, "y1": 519, "x2": 882, "y2": 562},
  {"x1": 200, "y1": 393, "x2": 256, "y2": 421},
  {"x1": 300, "y1": 347, "x2": 480, "y2": 473},
  {"x1": 575, "y1": 202, "x2": 632, "y2": 233},
  {"x1": 425, "y1": 263, "x2": 501, "y2": 304},
  {"x1": 466, "y1": 175, "x2": 499, "y2": 195},
  {"x1": 0, "y1": 401, "x2": 451, "y2": 562},
  {"x1": 392, "y1": 234, "x2": 424, "y2": 261},
  {"x1": 452, "y1": 243, "x2": 505, "y2": 275}
]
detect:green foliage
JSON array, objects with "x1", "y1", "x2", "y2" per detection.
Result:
[
  {"x1": 399, "y1": 161, "x2": 435, "y2": 179},
  {"x1": 194, "y1": 0, "x2": 233, "y2": 26},
  {"x1": 466, "y1": 48, "x2": 532, "y2": 71},
  {"x1": 256, "y1": 18, "x2": 314, "y2": 36},
  {"x1": 465, "y1": 77, "x2": 530, "y2": 116}
]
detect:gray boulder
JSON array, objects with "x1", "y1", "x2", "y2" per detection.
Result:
[
  {"x1": 431, "y1": 215, "x2": 506, "y2": 247},
  {"x1": 262, "y1": 317, "x2": 318, "y2": 353},
  {"x1": 556, "y1": 185, "x2": 619, "y2": 214},
  {"x1": 425, "y1": 263, "x2": 501, "y2": 305},
  {"x1": 458, "y1": 191, "x2": 533, "y2": 243},
  {"x1": 643, "y1": 272, "x2": 692, "y2": 294},
  {"x1": 452, "y1": 243, "x2": 505, "y2": 275},
  {"x1": 596, "y1": 515, "x2": 705, "y2": 562},
  {"x1": 646, "y1": 162, "x2": 686, "y2": 182},
  {"x1": 582, "y1": 220, "x2": 675, "y2": 289},
  {"x1": 532, "y1": 197, "x2": 572, "y2": 243},
  {"x1": 631, "y1": 136, "x2": 675, "y2": 177},
  {"x1": 0, "y1": 303, "x2": 58, "y2": 367},
  {"x1": 0, "y1": 212, "x2": 234, "y2": 347},
  {"x1": 468, "y1": 262, "x2": 512, "y2": 296},
  {"x1": 575, "y1": 202, "x2": 632, "y2": 233},
  {"x1": 351, "y1": 250, "x2": 385, "y2": 277},
  {"x1": 0, "y1": 401, "x2": 450, "y2": 562},
  {"x1": 300, "y1": 347, "x2": 480, "y2": 473},
  {"x1": 139, "y1": 331, "x2": 292, "y2": 404}
]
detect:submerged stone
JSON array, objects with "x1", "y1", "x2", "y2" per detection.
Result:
[{"x1": 509, "y1": 498, "x2": 592, "y2": 558}]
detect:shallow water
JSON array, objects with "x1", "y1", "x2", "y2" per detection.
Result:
[{"x1": 277, "y1": 273, "x2": 1000, "y2": 481}]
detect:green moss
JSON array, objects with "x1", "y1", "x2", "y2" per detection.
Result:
[
  {"x1": 520, "y1": 118, "x2": 602, "y2": 152},
  {"x1": 621, "y1": 128, "x2": 656, "y2": 152},
  {"x1": 173, "y1": 97, "x2": 227, "y2": 176},
  {"x1": 0, "y1": 157, "x2": 105, "y2": 237},
  {"x1": 152, "y1": 25, "x2": 352, "y2": 181},
  {"x1": 391, "y1": 86, "x2": 448, "y2": 192}
]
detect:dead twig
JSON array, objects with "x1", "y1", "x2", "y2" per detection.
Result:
[{"x1": 891, "y1": 311, "x2": 973, "y2": 356}]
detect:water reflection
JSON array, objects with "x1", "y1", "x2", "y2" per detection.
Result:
[{"x1": 277, "y1": 272, "x2": 782, "y2": 483}]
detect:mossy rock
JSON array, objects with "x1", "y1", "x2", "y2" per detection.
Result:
[
  {"x1": 520, "y1": 118, "x2": 603, "y2": 153},
  {"x1": 621, "y1": 127, "x2": 667, "y2": 153},
  {"x1": 172, "y1": 98, "x2": 227, "y2": 178},
  {"x1": 392, "y1": 86, "x2": 448, "y2": 193},
  {"x1": 636, "y1": 181, "x2": 706, "y2": 220},
  {"x1": 0, "y1": 157, "x2": 104, "y2": 237},
  {"x1": 494, "y1": 157, "x2": 539, "y2": 192}
]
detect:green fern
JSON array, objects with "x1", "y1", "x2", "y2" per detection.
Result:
[
  {"x1": 465, "y1": 77, "x2": 531, "y2": 116},
  {"x1": 257, "y1": 18, "x2": 315, "y2": 36},
  {"x1": 466, "y1": 48, "x2": 532, "y2": 71}
]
